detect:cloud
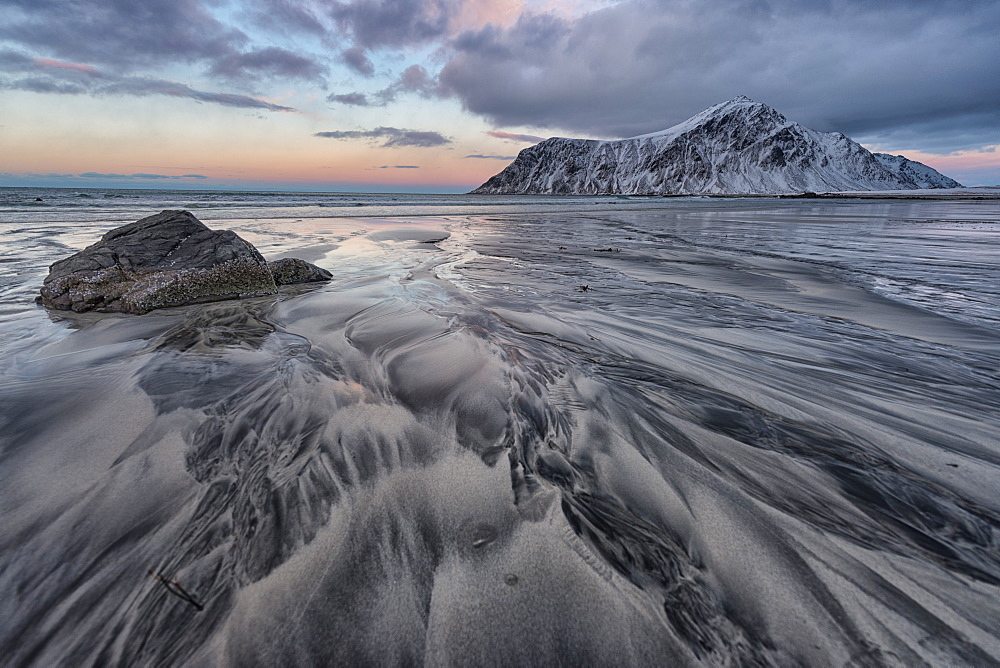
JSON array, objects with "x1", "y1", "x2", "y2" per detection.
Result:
[
  {"x1": 32, "y1": 58, "x2": 99, "y2": 75},
  {"x1": 485, "y1": 130, "x2": 544, "y2": 143},
  {"x1": 383, "y1": 64, "x2": 441, "y2": 99},
  {"x1": 315, "y1": 126, "x2": 451, "y2": 147},
  {"x1": 97, "y1": 77, "x2": 293, "y2": 111},
  {"x1": 465, "y1": 154, "x2": 516, "y2": 160},
  {"x1": 247, "y1": 0, "x2": 327, "y2": 36},
  {"x1": 376, "y1": 165, "x2": 421, "y2": 168},
  {"x1": 329, "y1": 0, "x2": 456, "y2": 50},
  {"x1": 0, "y1": 0, "x2": 520, "y2": 80},
  {"x1": 438, "y1": 0, "x2": 1000, "y2": 152},
  {"x1": 394, "y1": 64, "x2": 437, "y2": 94},
  {"x1": 340, "y1": 47, "x2": 375, "y2": 77},
  {"x1": 0, "y1": 0, "x2": 326, "y2": 91},
  {"x1": 0, "y1": 51, "x2": 33, "y2": 68},
  {"x1": 0, "y1": 54, "x2": 294, "y2": 111},
  {"x1": 0, "y1": 0, "x2": 245, "y2": 71},
  {"x1": 103, "y1": 79, "x2": 294, "y2": 110},
  {"x1": 327, "y1": 92, "x2": 371, "y2": 106},
  {"x1": 5, "y1": 77, "x2": 89, "y2": 95},
  {"x1": 373, "y1": 64, "x2": 444, "y2": 104},
  {"x1": 327, "y1": 0, "x2": 524, "y2": 50},
  {"x1": 0, "y1": 171, "x2": 76, "y2": 179},
  {"x1": 208, "y1": 47, "x2": 327, "y2": 84},
  {"x1": 325, "y1": 64, "x2": 444, "y2": 108}
]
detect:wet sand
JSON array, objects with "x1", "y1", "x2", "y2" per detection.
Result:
[{"x1": 1, "y1": 200, "x2": 999, "y2": 665}]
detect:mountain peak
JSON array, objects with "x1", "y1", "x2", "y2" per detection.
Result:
[
  {"x1": 628, "y1": 95, "x2": 785, "y2": 141},
  {"x1": 705, "y1": 95, "x2": 765, "y2": 113},
  {"x1": 704, "y1": 95, "x2": 776, "y2": 117}
]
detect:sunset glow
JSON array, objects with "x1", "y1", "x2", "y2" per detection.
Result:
[{"x1": 885, "y1": 146, "x2": 1000, "y2": 187}]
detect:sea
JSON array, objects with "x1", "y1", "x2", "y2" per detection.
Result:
[{"x1": 1, "y1": 186, "x2": 999, "y2": 665}]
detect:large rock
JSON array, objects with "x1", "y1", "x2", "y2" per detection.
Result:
[{"x1": 39, "y1": 210, "x2": 328, "y2": 314}]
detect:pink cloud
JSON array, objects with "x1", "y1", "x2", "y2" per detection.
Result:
[
  {"x1": 486, "y1": 130, "x2": 545, "y2": 143},
  {"x1": 33, "y1": 58, "x2": 99, "y2": 75},
  {"x1": 453, "y1": 0, "x2": 523, "y2": 31}
]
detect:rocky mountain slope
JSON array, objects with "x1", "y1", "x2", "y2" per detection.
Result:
[
  {"x1": 873, "y1": 152, "x2": 961, "y2": 189},
  {"x1": 473, "y1": 96, "x2": 962, "y2": 194}
]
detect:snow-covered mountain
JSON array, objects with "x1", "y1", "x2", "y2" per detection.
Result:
[{"x1": 472, "y1": 96, "x2": 962, "y2": 194}]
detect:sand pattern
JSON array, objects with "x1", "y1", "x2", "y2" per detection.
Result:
[{"x1": 1, "y1": 197, "x2": 999, "y2": 665}]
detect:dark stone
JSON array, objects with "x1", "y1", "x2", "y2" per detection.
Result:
[
  {"x1": 39, "y1": 210, "x2": 278, "y2": 314},
  {"x1": 267, "y1": 258, "x2": 333, "y2": 286}
]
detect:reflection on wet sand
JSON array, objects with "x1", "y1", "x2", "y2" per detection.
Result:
[{"x1": 1, "y1": 203, "x2": 999, "y2": 666}]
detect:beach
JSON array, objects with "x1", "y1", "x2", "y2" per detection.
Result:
[{"x1": 1, "y1": 189, "x2": 999, "y2": 665}]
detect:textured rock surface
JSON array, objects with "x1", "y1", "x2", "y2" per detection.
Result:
[
  {"x1": 473, "y1": 96, "x2": 963, "y2": 195},
  {"x1": 39, "y1": 210, "x2": 283, "y2": 314},
  {"x1": 268, "y1": 257, "x2": 333, "y2": 286}
]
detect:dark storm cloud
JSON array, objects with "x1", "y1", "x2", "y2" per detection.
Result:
[
  {"x1": 315, "y1": 126, "x2": 451, "y2": 147},
  {"x1": 438, "y1": 0, "x2": 1000, "y2": 151},
  {"x1": 209, "y1": 47, "x2": 327, "y2": 84},
  {"x1": 0, "y1": 54, "x2": 294, "y2": 111},
  {"x1": 341, "y1": 47, "x2": 376, "y2": 76},
  {"x1": 465, "y1": 154, "x2": 516, "y2": 160}
]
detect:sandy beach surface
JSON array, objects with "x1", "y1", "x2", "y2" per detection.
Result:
[{"x1": 1, "y1": 191, "x2": 999, "y2": 665}]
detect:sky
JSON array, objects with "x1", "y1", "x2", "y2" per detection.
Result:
[{"x1": 1, "y1": 0, "x2": 998, "y2": 192}]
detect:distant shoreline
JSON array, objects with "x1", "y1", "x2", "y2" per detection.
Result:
[{"x1": 702, "y1": 189, "x2": 1000, "y2": 200}]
